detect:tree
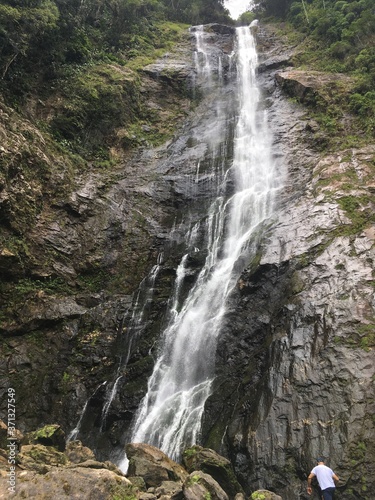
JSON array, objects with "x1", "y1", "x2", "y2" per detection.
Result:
[{"x1": 0, "y1": 0, "x2": 59, "y2": 78}]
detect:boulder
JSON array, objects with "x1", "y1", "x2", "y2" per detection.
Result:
[
  {"x1": 17, "y1": 444, "x2": 68, "y2": 473},
  {"x1": 155, "y1": 480, "x2": 184, "y2": 498},
  {"x1": 8, "y1": 467, "x2": 135, "y2": 499},
  {"x1": 251, "y1": 491, "x2": 283, "y2": 500},
  {"x1": 24, "y1": 424, "x2": 66, "y2": 452},
  {"x1": 183, "y1": 470, "x2": 228, "y2": 500},
  {"x1": 65, "y1": 440, "x2": 96, "y2": 463},
  {"x1": 0, "y1": 435, "x2": 136, "y2": 499},
  {"x1": 126, "y1": 442, "x2": 188, "y2": 487},
  {"x1": 182, "y1": 445, "x2": 243, "y2": 498}
]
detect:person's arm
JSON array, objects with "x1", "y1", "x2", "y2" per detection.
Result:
[
  {"x1": 333, "y1": 473, "x2": 339, "y2": 484},
  {"x1": 307, "y1": 472, "x2": 315, "y2": 495}
]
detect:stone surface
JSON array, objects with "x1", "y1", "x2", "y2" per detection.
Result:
[
  {"x1": 182, "y1": 445, "x2": 243, "y2": 498},
  {"x1": 0, "y1": 436, "x2": 247, "y2": 499},
  {"x1": 24, "y1": 424, "x2": 66, "y2": 452},
  {"x1": 126, "y1": 443, "x2": 188, "y2": 487},
  {"x1": 64, "y1": 440, "x2": 96, "y2": 463},
  {"x1": 3, "y1": 467, "x2": 134, "y2": 499},
  {"x1": 183, "y1": 471, "x2": 228, "y2": 500},
  {"x1": 251, "y1": 491, "x2": 283, "y2": 500},
  {"x1": 275, "y1": 69, "x2": 354, "y2": 106}
]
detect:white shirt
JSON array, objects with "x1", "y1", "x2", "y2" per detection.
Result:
[{"x1": 311, "y1": 464, "x2": 336, "y2": 490}]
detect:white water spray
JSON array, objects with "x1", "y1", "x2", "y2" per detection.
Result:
[{"x1": 120, "y1": 26, "x2": 283, "y2": 468}]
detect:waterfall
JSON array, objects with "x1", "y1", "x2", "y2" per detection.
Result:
[
  {"x1": 120, "y1": 25, "x2": 283, "y2": 468},
  {"x1": 98, "y1": 253, "x2": 163, "y2": 430},
  {"x1": 67, "y1": 255, "x2": 163, "y2": 441}
]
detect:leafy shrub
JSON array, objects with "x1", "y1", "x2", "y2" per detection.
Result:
[{"x1": 349, "y1": 91, "x2": 375, "y2": 117}]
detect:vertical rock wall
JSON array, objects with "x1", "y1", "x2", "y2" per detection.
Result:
[{"x1": 202, "y1": 25, "x2": 375, "y2": 500}]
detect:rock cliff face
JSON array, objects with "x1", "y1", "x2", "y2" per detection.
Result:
[
  {"x1": 0, "y1": 23, "x2": 374, "y2": 500},
  {"x1": 202, "y1": 25, "x2": 375, "y2": 499}
]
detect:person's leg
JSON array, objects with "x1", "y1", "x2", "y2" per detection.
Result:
[{"x1": 322, "y1": 487, "x2": 335, "y2": 500}]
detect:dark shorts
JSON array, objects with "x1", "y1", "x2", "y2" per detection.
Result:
[{"x1": 322, "y1": 487, "x2": 335, "y2": 500}]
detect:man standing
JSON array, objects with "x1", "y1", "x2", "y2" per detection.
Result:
[{"x1": 307, "y1": 458, "x2": 339, "y2": 499}]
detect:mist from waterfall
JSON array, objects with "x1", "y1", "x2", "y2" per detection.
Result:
[{"x1": 120, "y1": 25, "x2": 283, "y2": 468}]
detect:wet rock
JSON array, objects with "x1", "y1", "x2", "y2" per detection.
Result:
[
  {"x1": 258, "y1": 55, "x2": 291, "y2": 73},
  {"x1": 208, "y1": 24, "x2": 235, "y2": 36},
  {"x1": 1, "y1": 293, "x2": 87, "y2": 335}
]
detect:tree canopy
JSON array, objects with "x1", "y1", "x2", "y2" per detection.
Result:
[
  {"x1": 254, "y1": 0, "x2": 375, "y2": 134},
  {"x1": 0, "y1": 0, "x2": 230, "y2": 94}
]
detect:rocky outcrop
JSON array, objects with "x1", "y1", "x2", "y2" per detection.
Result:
[
  {"x1": 182, "y1": 445, "x2": 243, "y2": 498},
  {"x1": 0, "y1": 426, "x2": 273, "y2": 499},
  {"x1": 126, "y1": 442, "x2": 188, "y2": 487},
  {"x1": 275, "y1": 69, "x2": 354, "y2": 106},
  {"x1": 183, "y1": 470, "x2": 228, "y2": 500},
  {"x1": 4, "y1": 464, "x2": 136, "y2": 499}
]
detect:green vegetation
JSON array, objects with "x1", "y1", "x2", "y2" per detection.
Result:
[
  {"x1": 333, "y1": 322, "x2": 375, "y2": 351},
  {"x1": 13, "y1": 277, "x2": 72, "y2": 296},
  {"x1": 183, "y1": 447, "x2": 199, "y2": 459},
  {"x1": 253, "y1": 0, "x2": 375, "y2": 142},
  {"x1": 0, "y1": 0, "x2": 232, "y2": 161},
  {"x1": 357, "y1": 323, "x2": 375, "y2": 351},
  {"x1": 187, "y1": 473, "x2": 202, "y2": 485},
  {"x1": 0, "y1": 0, "x2": 231, "y2": 96},
  {"x1": 336, "y1": 194, "x2": 375, "y2": 234},
  {"x1": 251, "y1": 492, "x2": 266, "y2": 500}
]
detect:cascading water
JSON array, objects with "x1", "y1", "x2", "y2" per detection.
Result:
[
  {"x1": 120, "y1": 24, "x2": 283, "y2": 468},
  {"x1": 67, "y1": 254, "x2": 163, "y2": 441}
]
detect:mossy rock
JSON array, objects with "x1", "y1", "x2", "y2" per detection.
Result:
[
  {"x1": 251, "y1": 490, "x2": 282, "y2": 500},
  {"x1": 25, "y1": 424, "x2": 66, "y2": 452},
  {"x1": 182, "y1": 445, "x2": 244, "y2": 498},
  {"x1": 17, "y1": 443, "x2": 68, "y2": 473}
]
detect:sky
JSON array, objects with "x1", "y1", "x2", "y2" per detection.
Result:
[{"x1": 224, "y1": 0, "x2": 253, "y2": 19}]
